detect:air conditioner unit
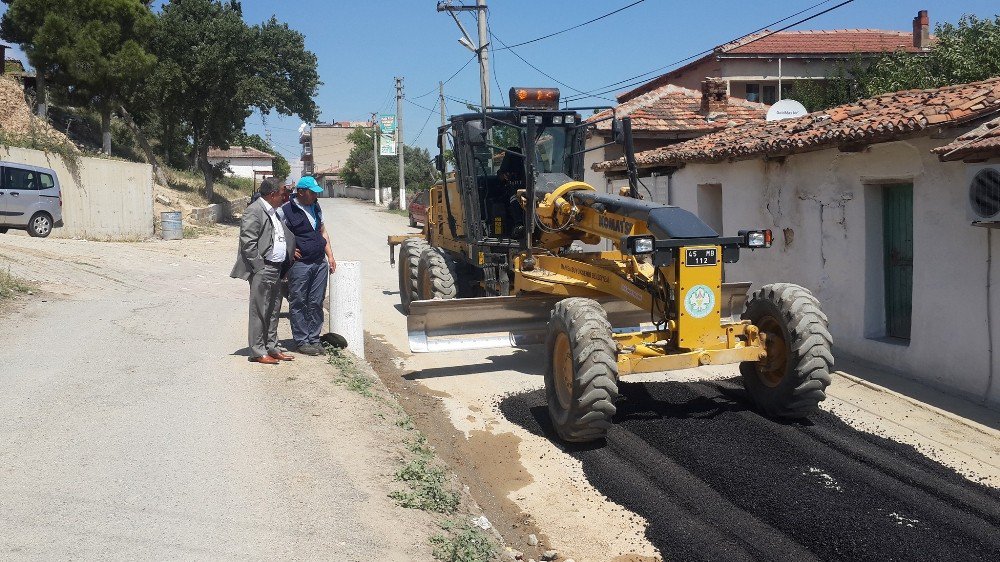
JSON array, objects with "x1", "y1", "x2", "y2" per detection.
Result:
[{"x1": 967, "y1": 163, "x2": 1000, "y2": 227}]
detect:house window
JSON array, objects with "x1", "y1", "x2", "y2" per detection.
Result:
[
  {"x1": 697, "y1": 183, "x2": 723, "y2": 235},
  {"x1": 745, "y1": 83, "x2": 760, "y2": 102},
  {"x1": 763, "y1": 85, "x2": 777, "y2": 105}
]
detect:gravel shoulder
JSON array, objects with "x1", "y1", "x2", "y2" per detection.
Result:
[{"x1": 0, "y1": 228, "x2": 441, "y2": 560}]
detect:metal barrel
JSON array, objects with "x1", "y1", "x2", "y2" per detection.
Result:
[{"x1": 160, "y1": 211, "x2": 183, "y2": 240}]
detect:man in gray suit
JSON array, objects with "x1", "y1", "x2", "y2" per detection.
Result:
[{"x1": 231, "y1": 179, "x2": 296, "y2": 364}]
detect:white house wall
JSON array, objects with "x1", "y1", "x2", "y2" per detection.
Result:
[
  {"x1": 610, "y1": 137, "x2": 999, "y2": 406},
  {"x1": 207, "y1": 157, "x2": 273, "y2": 179}
]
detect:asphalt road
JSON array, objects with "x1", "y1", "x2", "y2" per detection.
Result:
[
  {"x1": 325, "y1": 197, "x2": 1000, "y2": 561},
  {"x1": 0, "y1": 229, "x2": 436, "y2": 560},
  {"x1": 501, "y1": 378, "x2": 1000, "y2": 561}
]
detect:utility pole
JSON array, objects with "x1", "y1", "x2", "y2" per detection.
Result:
[
  {"x1": 396, "y1": 76, "x2": 406, "y2": 209},
  {"x1": 371, "y1": 112, "x2": 381, "y2": 206},
  {"x1": 439, "y1": 81, "x2": 447, "y2": 173},
  {"x1": 437, "y1": 0, "x2": 490, "y2": 112}
]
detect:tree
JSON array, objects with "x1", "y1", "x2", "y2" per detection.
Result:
[
  {"x1": 1, "y1": 0, "x2": 156, "y2": 153},
  {"x1": 793, "y1": 14, "x2": 1000, "y2": 112},
  {"x1": 232, "y1": 132, "x2": 290, "y2": 179},
  {"x1": 342, "y1": 127, "x2": 438, "y2": 201},
  {"x1": 146, "y1": 0, "x2": 319, "y2": 198}
]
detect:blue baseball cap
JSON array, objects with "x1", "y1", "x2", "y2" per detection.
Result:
[{"x1": 296, "y1": 176, "x2": 323, "y2": 193}]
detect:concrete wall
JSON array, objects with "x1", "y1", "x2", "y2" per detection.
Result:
[
  {"x1": 310, "y1": 126, "x2": 357, "y2": 175},
  {"x1": 1, "y1": 145, "x2": 153, "y2": 240},
  {"x1": 187, "y1": 196, "x2": 251, "y2": 225},
  {"x1": 608, "y1": 137, "x2": 1000, "y2": 406},
  {"x1": 208, "y1": 157, "x2": 273, "y2": 179},
  {"x1": 332, "y1": 184, "x2": 384, "y2": 202}
]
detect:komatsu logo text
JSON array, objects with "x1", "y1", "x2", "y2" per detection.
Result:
[{"x1": 599, "y1": 215, "x2": 633, "y2": 234}]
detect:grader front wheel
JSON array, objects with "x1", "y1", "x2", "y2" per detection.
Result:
[
  {"x1": 740, "y1": 283, "x2": 833, "y2": 418},
  {"x1": 398, "y1": 238, "x2": 429, "y2": 314},
  {"x1": 544, "y1": 298, "x2": 620, "y2": 443}
]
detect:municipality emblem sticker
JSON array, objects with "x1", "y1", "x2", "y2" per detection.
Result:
[{"x1": 684, "y1": 285, "x2": 716, "y2": 319}]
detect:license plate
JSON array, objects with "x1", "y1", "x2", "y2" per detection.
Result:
[{"x1": 685, "y1": 247, "x2": 718, "y2": 267}]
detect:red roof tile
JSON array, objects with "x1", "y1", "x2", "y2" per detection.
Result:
[
  {"x1": 722, "y1": 29, "x2": 925, "y2": 55},
  {"x1": 589, "y1": 84, "x2": 768, "y2": 135},
  {"x1": 933, "y1": 116, "x2": 1000, "y2": 161},
  {"x1": 207, "y1": 146, "x2": 274, "y2": 160},
  {"x1": 595, "y1": 77, "x2": 1000, "y2": 171}
]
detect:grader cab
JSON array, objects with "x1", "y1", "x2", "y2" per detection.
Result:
[{"x1": 388, "y1": 87, "x2": 833, "y2": 443}]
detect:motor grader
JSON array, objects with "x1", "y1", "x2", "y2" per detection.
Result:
[{"x1": 388, "y1": 87, "x2": 832, "y2": 443}]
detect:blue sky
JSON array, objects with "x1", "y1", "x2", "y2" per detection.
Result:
[{"x1": 3, "y1": 0, "x2": 999, "y2": 164}]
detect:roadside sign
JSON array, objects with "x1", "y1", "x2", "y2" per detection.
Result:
[
  {"x1": 380, "y1": 132, "x2": 397, "y2": 156},
  {"x1": 379, "y1": 114, "x2": 397, "y2": 134}
]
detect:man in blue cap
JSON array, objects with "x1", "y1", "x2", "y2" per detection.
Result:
[{"x1": 281, "y1": 176, "x2": 337, "y2": 355}]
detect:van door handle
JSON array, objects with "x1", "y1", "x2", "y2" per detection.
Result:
[{"x1": 10, "y1": 192, "x2": 18, "y2": 197}]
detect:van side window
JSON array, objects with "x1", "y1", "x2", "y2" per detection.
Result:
[
  {"x1": 5, "y1": 167, "x2": 39, "y2": 191},
  {"x1": 40, "y1": 173, "x2": 55, "y2": 189}
]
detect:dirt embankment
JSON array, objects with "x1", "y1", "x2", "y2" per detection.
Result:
[{"x1": 0, "y1": 76, "x2": 75, "y2": 149}]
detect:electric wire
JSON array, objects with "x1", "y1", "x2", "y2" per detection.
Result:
[
  {"x1": 411, "y1": 98, "x2": 440, "y2": 146},
  {"x1": 489, "y1": 27, "x2": 610, "y2": 102},
  {"x1": 562, "y1": 0, "x2": 846, "y2": 103},
  {"x1": 411, "y1": 55, "x2": 477, "y2": 99},
  {"x1": 495, "y1": 0, "x2": 646, "y2": 51}
]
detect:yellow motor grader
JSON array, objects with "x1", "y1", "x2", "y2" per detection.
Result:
[{"x1": 389, "y1": 87, "x2": 832, "y2": 443}]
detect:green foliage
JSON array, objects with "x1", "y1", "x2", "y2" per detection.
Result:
[
  {"x1": 326, "y1": 348, "x2": 376, "y2": 397},
  {"x1": 429, "y1": 520, "x2": 496, "y2": 562},
  {"x1": 144, "y1": 0, "x2": 319, "y2": 197},
  {"x1": 1, "y1": 0, "x2": 157, "y2": 152},
  {"x1": 794, "y1": 15, "x2": 1000, "y2": 112},
  {"x1": 389, "y1": 454, "x2": 460, "y2": 514},
  {"x1": 232, "y1": 132, "x2": 290, "y2": 179},
  {"x1": 0, "y1": 267, "x2": 33, "y2": 300},
  {"x1": 342, "y1": 127, "x2": 438, "y2": 195}
]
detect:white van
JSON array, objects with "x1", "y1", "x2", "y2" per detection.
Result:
[{"x1": 0, "y1": 162, "x2": 63, "y2": 238}]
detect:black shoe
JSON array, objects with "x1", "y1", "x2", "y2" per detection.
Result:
[{"x1": 297, "y1": 343, "x2": 322, "y2": 356}]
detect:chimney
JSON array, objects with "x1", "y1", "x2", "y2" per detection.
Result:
[
  {"x1": 912, "y1": 10, "x2": 930, "y2": 49},
  {"x1": 700, "y1": 78, "x2": 728, "y2": 114}
]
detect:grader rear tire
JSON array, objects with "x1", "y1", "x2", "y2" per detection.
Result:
[
  {"x1": 417, "y1": 247, "x2": 459, "y2": 300},
  {"x1": 544, "y1": 298, "x2": 619, "y2": 443},
  {"x1": 398, "y1": 238, "x2": 429, "y2": 314},
  {"x1": 740, "y1": 283, "x2": 833, "y2": 418}
]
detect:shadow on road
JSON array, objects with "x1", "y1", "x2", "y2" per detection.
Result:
[
  {"x1": 500, "y1": 378, "x2": 1000, "y2": 561},
  {"x1": 404, "y1": 349, "x2": 543, "y2": 380}
]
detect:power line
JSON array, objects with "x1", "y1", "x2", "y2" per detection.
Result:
[
  {"x1": 412, "y1": 55, "x2": 477, "y2": 99},
  {"x1": 562, "y1": 0, "x2": 846, "y2": 103},
  {"x1": 411, "y1": 98, "x2": 439, "y2": 145},
  {"x1": 495, "y1": 0, "x2": 646, "y2": 51},
  {"x1": 405, "y1": 98, "x2": 437, "y2": 113},
  {"x1": 489, "y1": 28, "x2": 613, "y2": 102}
]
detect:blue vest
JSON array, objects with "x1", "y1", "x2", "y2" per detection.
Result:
[{"x1": 281, "y1": 201, "x2": 327, "y2": 264}]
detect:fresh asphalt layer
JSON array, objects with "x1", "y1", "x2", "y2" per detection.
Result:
[{"x1": 500, "y1": 377, "x2": 1000, "y2": 561}]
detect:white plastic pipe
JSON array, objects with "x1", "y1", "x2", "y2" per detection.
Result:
[{"x1": 329, "y1": 260, "x2": 364, "y2": 356}]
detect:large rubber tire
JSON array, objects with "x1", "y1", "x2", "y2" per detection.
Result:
[
  {"x1": 740, "y1": 283, "x2": 833, "y2": 418},
  {"x1": 398, "y1": 237, "x2": 429, "y2": 314},
  {"x1": 544, "y1": 297, "x2": 620, "y2": 443},
  {"x1": 417, "y1": 247, "x2": 458, "y2": 300},
  {"x1": 28, "y1": 212, "x2": 52, "y2": 238}
]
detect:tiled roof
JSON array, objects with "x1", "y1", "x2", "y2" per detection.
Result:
[
  {"x1": 933, "y1": 116, "x2": 1000, "y2": 161},
  {"x1": 207, "y1": 146, "x2": 274, "y2": 159},
  {"x1": 589, "y1": 84, "x2": 768, "y2": 135},
  {"x1": 596, "y1": 77, "x2": 1000, "y2": 171},
  {"x1": 721, "y1": 29, "x2": 926, "y2": 55}
]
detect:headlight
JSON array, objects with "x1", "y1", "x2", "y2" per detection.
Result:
[
  {"x1": 632, "y1": 236, "x2": 655, "y2": 254},
  {"x1": 564, "y1": 115, "x2": 576, "y2": 124},
  {"x1": 739, "y1": 229, "x2": 773, "y2": 248},
  {"x1": 551, "y1": 115, "x2": 563, "y2": 124}
]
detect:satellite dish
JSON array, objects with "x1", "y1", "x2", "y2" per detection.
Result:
[
  {"x1": 766, "y1": 99, "x2": 808, "y2": 121},
  {"x1": 298, "y1": 122, "x2": 308, "y2": 134}
]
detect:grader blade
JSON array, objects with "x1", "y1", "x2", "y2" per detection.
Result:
[{"x1": 407, "y1": 295, "x2": 648, "y2": 353}]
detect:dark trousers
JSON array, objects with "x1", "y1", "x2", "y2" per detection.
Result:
[
  {"x1": 287, "y1": 260, "x2": 329, "y2": 347},
  {"x1": 249, "y1": 264, "x2": 282, "y2": 358}
]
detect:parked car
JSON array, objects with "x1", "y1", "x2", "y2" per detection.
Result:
[
  {"x1": 408, "y1": 190, "x2": 429, "y2": 227},
  {"x1": 0, "y1": 162, "x2": 63, "y2": 238}
]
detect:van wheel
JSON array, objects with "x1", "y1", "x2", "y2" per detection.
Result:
[
  {"x1": 409, "y1": 214, "x2": 417, "y2": 228},
  {"x1": 0, "y1": 228, "x2": 8, "y2": 234},
  {"x1": 398, "y1": 238, "x2": 429, "y2": 314},
  {"x1": 544, "y1": 297, "x2": 619, "y2": 443},
  {"x1": 28, "y1": 213, "x2": 52, "y2": 238}
]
